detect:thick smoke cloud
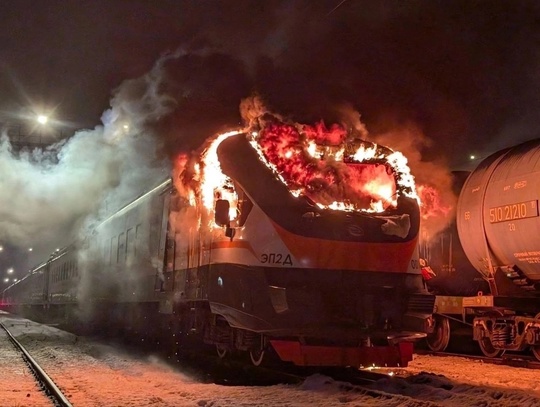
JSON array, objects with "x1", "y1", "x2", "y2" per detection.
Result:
[{"x1": 0, "y1": 127, "x2": 164, "y2": 267}]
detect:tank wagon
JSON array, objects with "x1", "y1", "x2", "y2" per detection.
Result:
[
  {"x1": 2, "y1": 125, "x2": 434, "y2": 368},
  {"x1": 423, "y1": 139, "x2": 540, "y2": 360}
]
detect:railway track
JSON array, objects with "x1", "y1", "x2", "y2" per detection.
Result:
[
  {"x1": 2, "y1": 313, "x2": 539, "y2": 406},
  {"x1": 0, "y1": 321, "x2": 73, "y2": 407},
  {"x1": 416, "y1": 349, "x2": 540, "y2": 369}
]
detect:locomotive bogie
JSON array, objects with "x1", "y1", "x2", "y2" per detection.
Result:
[{"x1": 471, "y1": 313, "x2": 540, "y2": 359}]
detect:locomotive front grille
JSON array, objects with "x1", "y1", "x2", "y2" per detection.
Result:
[{"x1": 407, "y1": 293, "x2": 436, "y2": 313}]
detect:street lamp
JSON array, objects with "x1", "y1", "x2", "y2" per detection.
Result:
[
  {"x1": 7, "y1": 267, "x2": 14, "y2": 274},
  {"x1": 35, "y1": 114, "x2": 50, "y2": 140}
]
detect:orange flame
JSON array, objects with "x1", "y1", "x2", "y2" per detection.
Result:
[
  {"x1": 416, "y1": 184, "x2": 452, "y2": 220},
  {"x1": 248, "y1": 121, "x2": 417, "y2": 213},
  {"x1": 173, "y1": 121, "x2": 418, "y2": 230}
]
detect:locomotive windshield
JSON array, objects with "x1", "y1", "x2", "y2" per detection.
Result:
[{"x1": 301, "y1": 162, "x2": 397, "y2": 213}]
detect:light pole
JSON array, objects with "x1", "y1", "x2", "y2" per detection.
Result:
[{"x1": 36, "y1": 114, "x2": 49, "y2": 141}]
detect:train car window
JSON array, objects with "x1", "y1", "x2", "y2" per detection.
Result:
[
  {"x1": 111, "y1": 236, "x2": 118, "y2": 265},
  {"x1": 126, "y1": 228, "x2": 135, "y2": 261},
  {"x1": 117, "y1": 233, "x2": 125, "y2": 264},
  {"x1": 237, "y1": 188, "x2": 253, "y2": 226},
  {"x1": 103, "y1": 239, "x2": 110, "y2": 261},
  {"x1": 135, "y1": 224, "x2": 142, "y2": 256}
]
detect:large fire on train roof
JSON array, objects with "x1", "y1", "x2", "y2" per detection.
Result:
[{"x1": 173, "y1": 117, "x2": 420, "y2": 230}]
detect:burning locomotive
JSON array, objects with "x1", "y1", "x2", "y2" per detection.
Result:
[
  {"x1": 2, "y1": 120, "x2": 434, "y2": 368},
  {"x1": 422, "y1": 139, "x2": 540, "y2": 360}
]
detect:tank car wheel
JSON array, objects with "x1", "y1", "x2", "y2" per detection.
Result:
[
  {"x1": 249, "y1": 348, "x2": 266, "y2": 366},
  {"x1": 216, "y1": 345, "x2": 228, "y2": 359},
  {"x1": 426, "y1": 315, "x2": 450, "y2": 352},
  {"x1": 478, "y1": 337, "x2": 503, "y2": 358}
]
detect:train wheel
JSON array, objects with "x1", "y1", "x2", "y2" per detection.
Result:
[
  {"x1": 249, "y1": 348, "x2": 266, "y2": 366},
  {"x1": 426, "y1": 315, "x2": 450, "y2": 352},
  {"x1": 216, "y1": 345, "x2": 228, "y2": 359},
  {"x1": 532, "y1": 346, "x2": 540, "y2": 362},
  {"x1": 478, "y1": 337, "x2": 503, "y2": 358},
  {"x1": 531, "y1": 313, "x2": 540, "y2": 362}
]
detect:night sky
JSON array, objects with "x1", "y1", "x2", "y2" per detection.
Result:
[
  {"x1": 1, "y1": 0, "x2": 539, "y2": 167},
  {"x1": 1, "y1": 0, "x2": 540, "y2": 275}
]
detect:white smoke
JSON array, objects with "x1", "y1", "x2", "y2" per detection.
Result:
[{"x1": 0, "y1": 53, "x2": 183, "y2": 266}]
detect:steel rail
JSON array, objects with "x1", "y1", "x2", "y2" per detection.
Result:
[{"x1": 0, "y1": 322, "x2": 73, "y2": 407}]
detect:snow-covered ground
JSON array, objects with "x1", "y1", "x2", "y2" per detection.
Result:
[{"x1": 1, "y1": 312, "x2": 539, "y2": 407}]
